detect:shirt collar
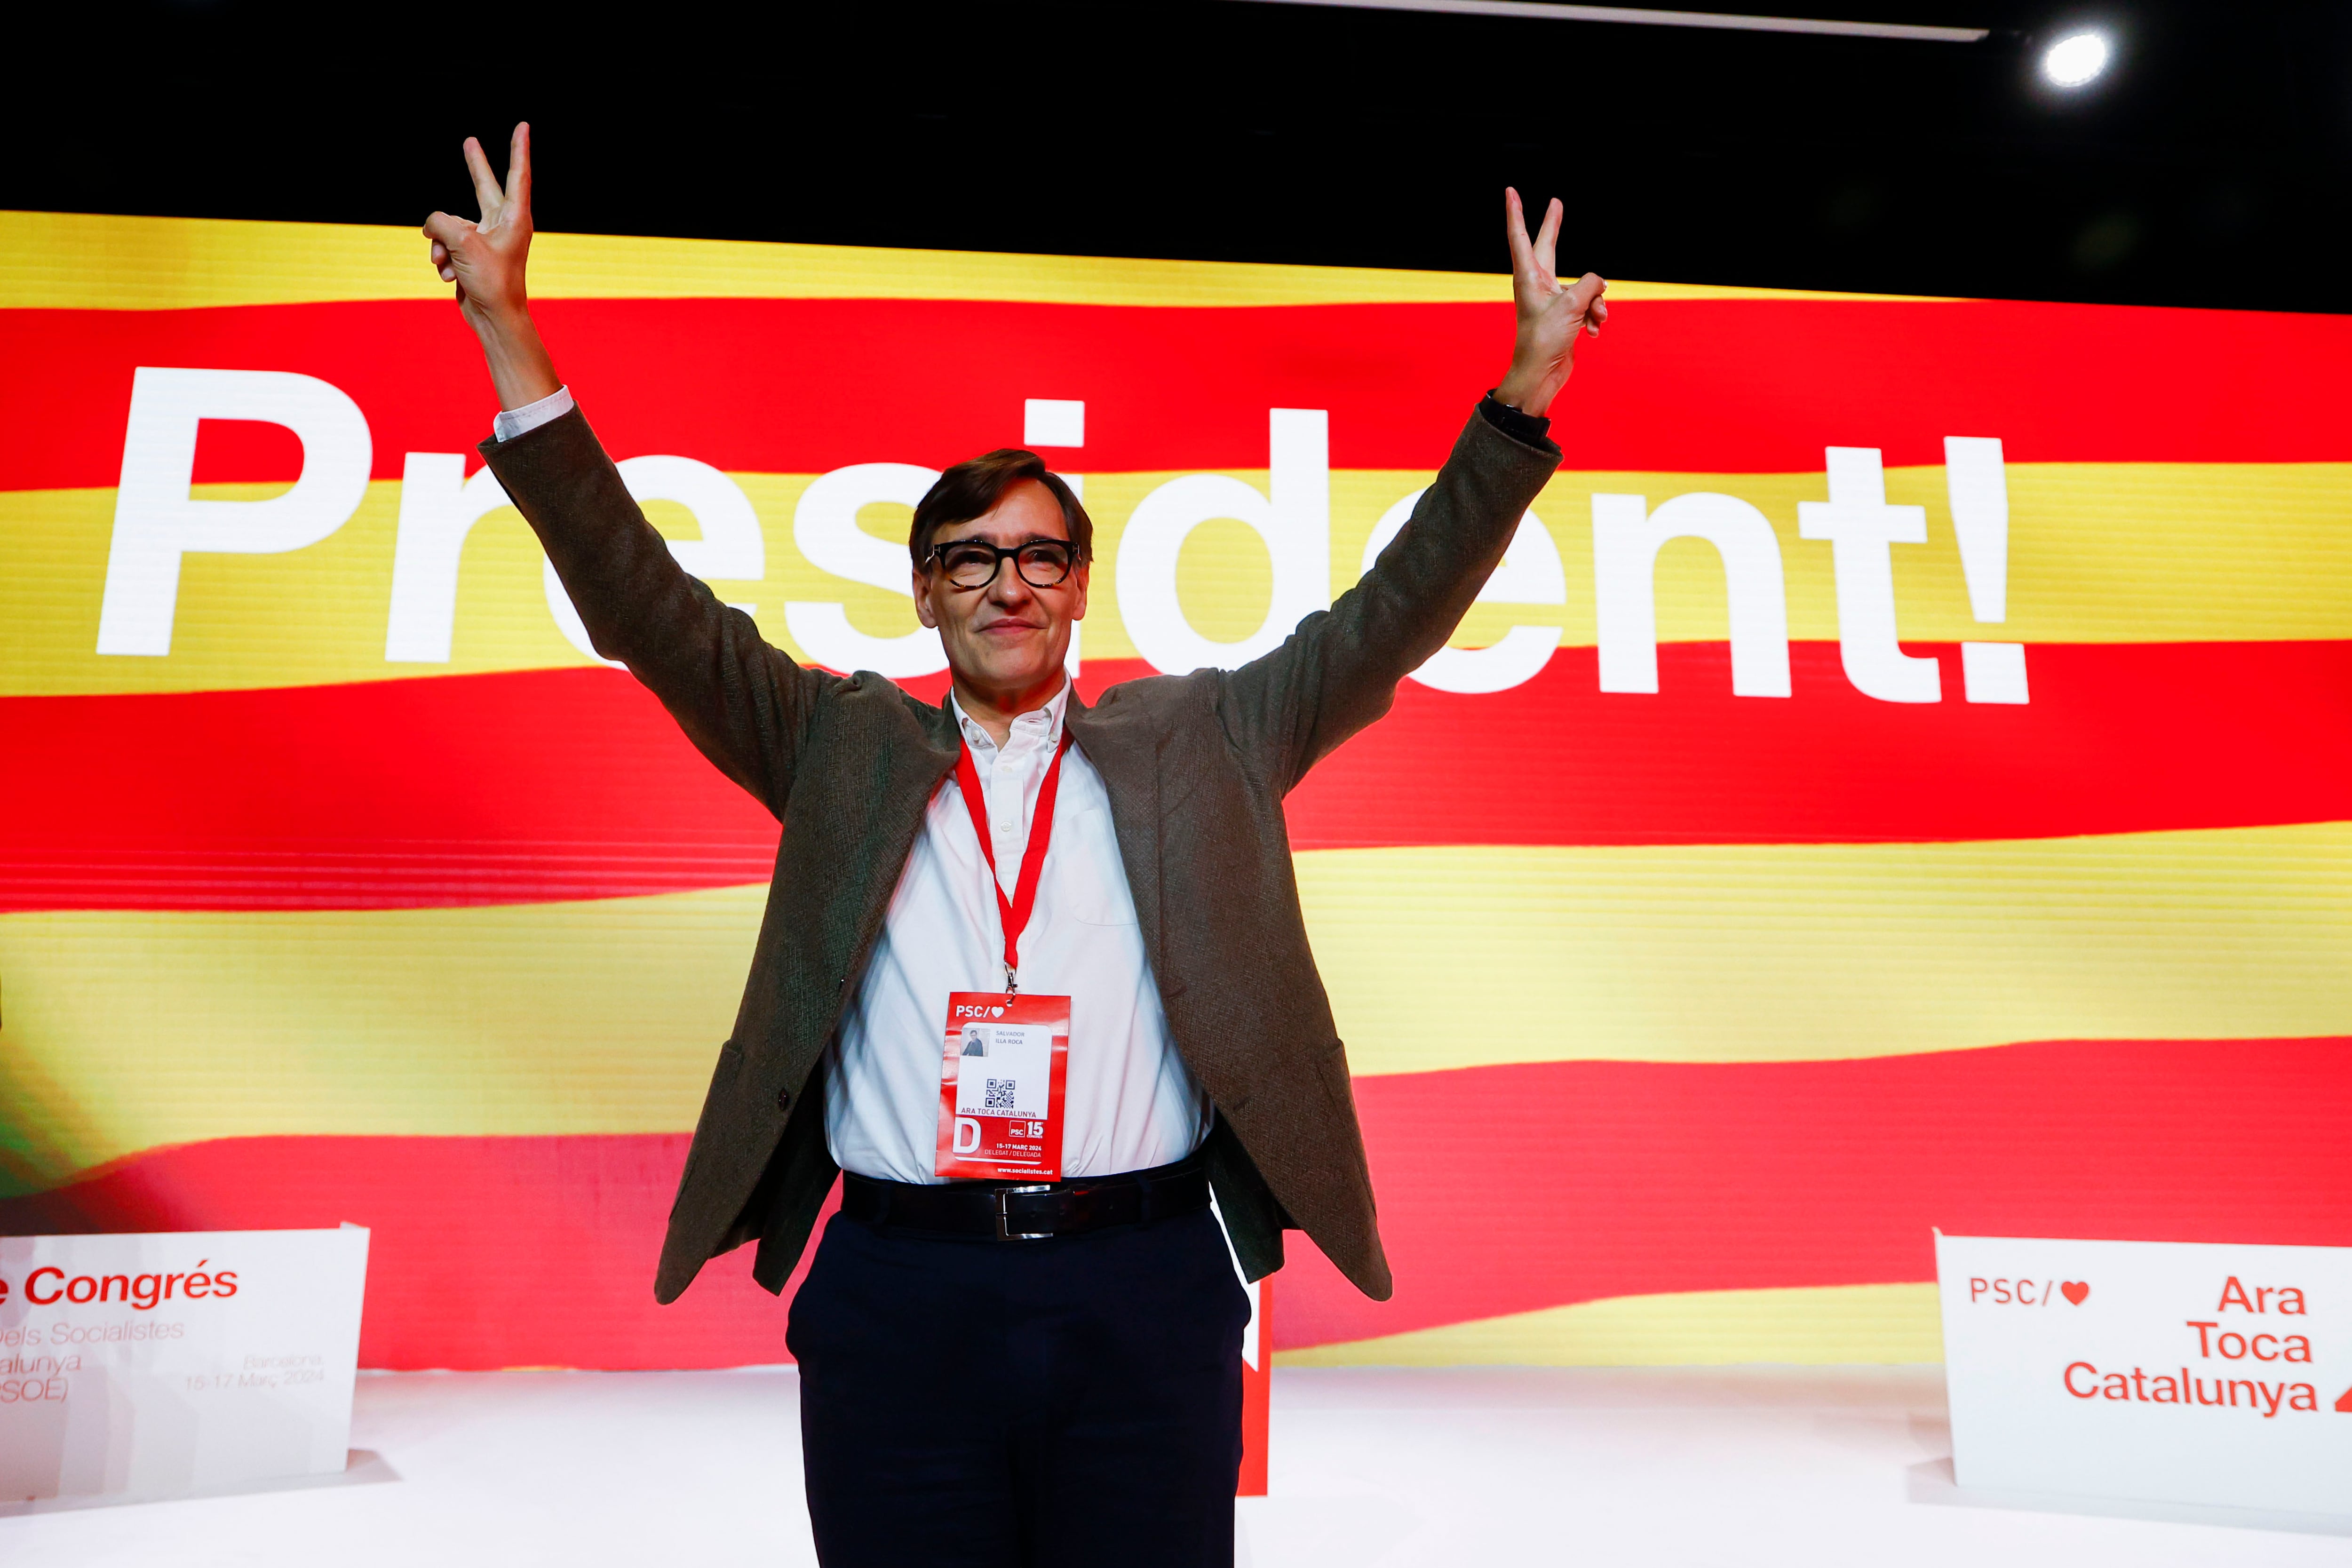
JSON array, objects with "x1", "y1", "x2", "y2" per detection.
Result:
[{"x1": 949, "y1": 679, "x2": 1070, "y2": 755}]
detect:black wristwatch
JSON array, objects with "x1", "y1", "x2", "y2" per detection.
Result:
[{"x1": 1478, "y1": 391, "x2": 1551, "y2": 446}]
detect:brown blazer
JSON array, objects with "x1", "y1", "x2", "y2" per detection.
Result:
[{"x1": 481, "y1": 405, "x2": 1561, "y2": 1303}]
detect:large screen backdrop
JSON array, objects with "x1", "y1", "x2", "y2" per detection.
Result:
[{"x1": 3, "y1": 212, "x2": 2348, "y2": 1370}]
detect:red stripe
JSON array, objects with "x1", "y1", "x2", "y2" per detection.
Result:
[
  {"x1": 1292, "y1": 638, "x2": 2352, "y2": 849},
  {"x1": 5, "y1": 1036, "x2": 2342, "y2": 1367},
  {"x1": 7, "y1": 642, "x2": 2348, "y2": 912},
  {"x1": 4, "y1": 665, "x2": 787, "y2": 910},
  {"x1": 8, "y1": 294, "x2": 2352, "y2": 492},
  {"x1": 1282, "y1": 1035, "x2": 2352, "y2": 1351}
]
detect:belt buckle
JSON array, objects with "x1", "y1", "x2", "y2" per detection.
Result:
[{"x1": 994, "y1": 1183, "x2": 1055, "y2": 1241}]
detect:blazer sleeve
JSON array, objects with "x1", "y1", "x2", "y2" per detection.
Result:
[
  {"x1": 1214, "y1": 406, "x2": 1562, "y2": 795},
  {"x1": 479, "y1": 406, "x2": 827, "y2": 818}
]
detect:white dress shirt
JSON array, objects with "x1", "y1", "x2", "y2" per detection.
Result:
[
  {"x1": 493, "y1": 384, "x2": 576, "y2": 443},
  {"x1": 495, "y1": 390, "x2": 1209, "y2": 1182},
  {"x1": 825, "y1": 686, "x2": 1209, "y2": 1181}
]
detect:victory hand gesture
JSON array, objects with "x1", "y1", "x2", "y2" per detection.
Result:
[
  {"x1": 423, "y1": 124, "x2": 559, "y2": 409},
  {"x1": 1494, "y1": 187, "x2": 1607, "y2": 420}
]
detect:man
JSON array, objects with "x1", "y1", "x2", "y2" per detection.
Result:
[{"x1": 424, "y1": 124, "x2": 1605, "y2": 1567}]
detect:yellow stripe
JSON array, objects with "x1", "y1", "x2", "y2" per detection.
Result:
[
  {"x1": 0, "y1": 210, "x2": 1916, "y2": 312},
  {"x1": 1274, "y1": 1283, "x2": 1942, "y2": 1366},
  {"x1": 2, "y1": 824, "x2": 2344, "y2": 1185},
  {"x1": 1307, "y1": 826, "x2": 2352, "y2": 1076},
  {"x1": 5, "y1": 462, "x2": 2348, "y2": 698},
  {"x1": 0, "y1": 886, "x2": 762, "y2": 1190}
]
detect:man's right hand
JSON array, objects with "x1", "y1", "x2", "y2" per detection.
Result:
[{"x1": 423, "y1": 123, "x2": 561, "y2": 411}]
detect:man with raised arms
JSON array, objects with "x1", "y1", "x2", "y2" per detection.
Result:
[{"x1": 423, "y1": 124, "x2": 1606, "y2": 1567}]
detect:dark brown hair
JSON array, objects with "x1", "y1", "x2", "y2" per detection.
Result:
[{"x1": 908, "y1": 449, "x2": 1093, "y2": 570}]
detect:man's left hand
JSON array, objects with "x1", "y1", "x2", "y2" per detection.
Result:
[{"x1": 1494, "y1": 187, "x2": 1607, "y2": 420}]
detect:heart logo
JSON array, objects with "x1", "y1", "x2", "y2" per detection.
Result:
[{"x1": 2061, "y1": 1281, "x2": 2090, "y2": 1306}]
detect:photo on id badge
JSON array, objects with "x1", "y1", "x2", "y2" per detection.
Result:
[{"x1": 937, "y1": 991, "x2": 1071, "y2": 1181}]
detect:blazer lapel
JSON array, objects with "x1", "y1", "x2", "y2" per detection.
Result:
[
  {"x1": 1064, "y1": 690, "x2": 1169, "y2": 990},
  {"x1": 829, "y1": 689, "x2": 962, "y2": 1001}
]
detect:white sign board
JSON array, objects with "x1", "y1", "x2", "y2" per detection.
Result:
[
  {"x1": 1936, "y1": 1232, "x2": 2352, "y2": 1515},
  {"x1": 0, "y1": 1226, "x2": 369, "y2": 1505}
]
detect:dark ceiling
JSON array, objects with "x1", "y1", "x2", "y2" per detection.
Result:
[{"x1": 8, "y1": 1, "x2": 2348, "y2": 310}]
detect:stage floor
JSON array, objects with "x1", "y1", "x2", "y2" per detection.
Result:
[{"x1": 4, "y1": 1365, "x2": 2345, "y2": 1564}]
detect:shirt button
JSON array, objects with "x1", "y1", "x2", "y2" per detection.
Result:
[{"x1": 775, "y1": 1086, "x2": 792, "y2": 1113}]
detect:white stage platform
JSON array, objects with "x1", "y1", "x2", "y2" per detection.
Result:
[{"x1": 5, "y1": 1365, "x2": 2345, "y2": 1564}]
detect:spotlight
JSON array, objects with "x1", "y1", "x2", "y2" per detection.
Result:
[{"x1": 2040, "y1": 30, "x2": 2112, "y2": 88}]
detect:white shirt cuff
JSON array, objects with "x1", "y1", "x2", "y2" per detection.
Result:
[{"x1": 493, "y1": 385, "x2": 575, "y2": 443}]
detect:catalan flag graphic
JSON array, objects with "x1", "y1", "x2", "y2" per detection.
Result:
[{"x1": 1, "y1": 212, "x2": 2347, "y2": 1369}]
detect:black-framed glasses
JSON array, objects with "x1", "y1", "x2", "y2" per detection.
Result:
[{"x1": 926, "y1": 537, "x2": 1081, "y2": 590}]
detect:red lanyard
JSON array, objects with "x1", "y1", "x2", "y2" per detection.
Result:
[{"x1": 953, "y1": 728, "x2": 1073, "y2": 994}]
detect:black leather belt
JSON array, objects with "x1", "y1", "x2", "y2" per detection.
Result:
[{"x1": 840, "y1": 1155, "x2": 1210, "y2": 1241}]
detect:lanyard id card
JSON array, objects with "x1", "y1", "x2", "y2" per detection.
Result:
[
  {"x1": 937, "y1": 991, "x2": 1070, "y2": 1180},
  {"x1": 935, "y1": 729, "x2": 1074, "y2": 1182}
]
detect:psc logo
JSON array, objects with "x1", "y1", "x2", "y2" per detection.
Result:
[{"x1": 1969, "y1": 1277, "x2": 2089, "y2": 1306}]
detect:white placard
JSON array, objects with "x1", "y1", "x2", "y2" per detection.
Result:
[
  {"x1": 1936, "y1": 1232, "x2": 2352, "y2": 1515},
  {"x1": 0, "y1": 1226, "x2": 369, "y2": 1504}
]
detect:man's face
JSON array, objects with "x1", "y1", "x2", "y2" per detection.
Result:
[{"x1": 912, "y1": 479, "x2": 1089, "y2": 698}]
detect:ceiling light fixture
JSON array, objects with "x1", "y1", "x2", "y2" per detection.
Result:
[{"x1": 2039, "y1": 29, "x2": 2112, "y2": 87}]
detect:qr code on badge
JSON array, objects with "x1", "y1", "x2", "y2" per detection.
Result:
[{"x1": 983, "y1": 1077, "x2": 1017, "y2": 1111}]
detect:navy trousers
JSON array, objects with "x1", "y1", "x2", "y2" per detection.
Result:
[{"x1": 785, "y1": 1203, "x2": 1251, "y2": 1568}]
